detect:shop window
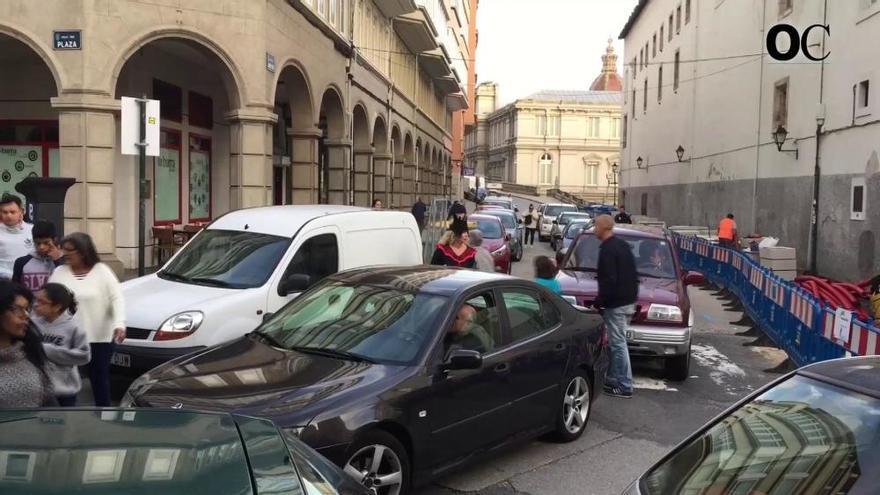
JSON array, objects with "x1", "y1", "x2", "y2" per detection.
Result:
[
  {"x1": 189, "y1": 135, "x2": 212, "y2": 222},
  {"x1": 0, "y1": 121, "x2": 59, "y2": 202},
  {"x1": 188, "y1": 91, "x2": 213, "y2": 129},
  {"x1": 155, "y1": 130, "x2": 182, "y2": 225},
  {"x1": 153, "y1": 79, "x2": 182, "y2": 123}
]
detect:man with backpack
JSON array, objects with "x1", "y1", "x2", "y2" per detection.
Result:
[{"x1": 523, "y1": 204, "x2": 539, "y2": 246}]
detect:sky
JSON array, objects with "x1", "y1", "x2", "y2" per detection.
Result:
[{"x1": 476, "y1": 0, "x2": 639, "y2": 105}]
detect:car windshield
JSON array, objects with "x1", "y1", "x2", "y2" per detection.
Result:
[
  {"x1": 544, "y1": 205, "x2": 577, "y2": 218},
  {"x1": 485, "y1": 212, "x2": 517, "y2": 229},
  {"x1": 641, "y1": 375, "x2": 880, "y2": 494},
  {"x1": 471, "y1": 219, "x2": 504, "y2": 238},
  {"x1": 484, "y1": 199, "x2": 512, "y2": 209},
  {"x1": 559, "y1": 213, "x2": 590, "y2": 225},
  {"x1": 256, "y1": 281, "x2": 448, "y2": 365},
  {"x1": 565, "y1": 222, "x2": 590, "y2": 239},
  {"x1": 566, "y1": 233, "x2": 677, "y2": 279},
  {"x1": 159, "y1": 229, "x2": 291, "y2": 289}
]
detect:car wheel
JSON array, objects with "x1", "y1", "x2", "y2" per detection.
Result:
[
  {"x1": 666, "y1": 348, "x2": 691, "y2": 382},
  {"x1": 343, "y1": 430, "x2": 410, "y2": 495},
  {"x1": 553, "y1": 371, "x2": 591, "y2": 442}
]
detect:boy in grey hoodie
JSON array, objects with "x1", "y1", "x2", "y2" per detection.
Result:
[{"x1": 33, "y1": 282, "x2": 89, "y2": 406}]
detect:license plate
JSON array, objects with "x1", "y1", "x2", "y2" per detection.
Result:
[
  {"x1": 625, "y1": 330, "x2": 634, "y2": 341},
  {"x1": 111, "y1": 352, "x2": 131, "y2": 368}
]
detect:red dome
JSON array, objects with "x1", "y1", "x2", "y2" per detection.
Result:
[{"x1": 590, "y1": 39, "x2": 623, "y2": 92}]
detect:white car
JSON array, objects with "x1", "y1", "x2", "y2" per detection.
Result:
[
  {"x1": 112, "y1": 205, "x2": 423, "y2": 378},
  {"x1": 538, "y1": 203, "x2": 578, "y2": 241}
]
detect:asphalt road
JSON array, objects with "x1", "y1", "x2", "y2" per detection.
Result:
[{"x1": 416, "y1": 196, "x2": 789, "y2": 495}]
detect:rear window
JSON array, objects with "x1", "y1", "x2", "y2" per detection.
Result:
[
  {"x1": 485, "y1": 212, "x2": 516, "y2": 229},
  {"x1": 544, "y1": 205, "x2": 577, "y2": 218},
  {"x1": 471, "y1": 219, "x2": 504, "y2": 238},
  {"x1": 567, "y1": 233, "x2": 677, "y2": 279}
]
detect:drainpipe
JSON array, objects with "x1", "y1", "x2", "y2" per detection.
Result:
[
  {"x1": 808, "y1": 0, "x2": 829, "y2": 274},
  {"x1": 347, "y1": 55, "x2": 354, "y2": 206},
  {"x1": 751, "y1": 0, "x2": 768, "y2": 237}
]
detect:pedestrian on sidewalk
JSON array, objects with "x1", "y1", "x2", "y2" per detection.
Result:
[
  {"x1": 447, "y1": 200, "x2": 467, "y2": 221},
  {"x1": 523, "y1": 204, "x2": 538, "y2": 246},
  {"x1": 13, "y1": 220, "x2": 65, "y2": 292},
  {"x1": 468, "y1": 230, "x2": 494, "y2": 273},
  {"x1": 594, "y1": 215, "x2": 638, "y2": 399},
  {"x1": 431, "y1": 217, "x2": 476, "y2": 268},
  {"x1": 33, "y1": 283, "x2": 89, "y2": 407},
  {"x1": 717, "y1": 213, "x2": 738, "y2": 249},
  {"x1": 411, "y1": 197, "x2": 427, "y2": 231},
  {"x1": 614, "y1": 206, "x2": 632, "y2": 224},
  {"x1": 534, "y1": 256, "x2": 562, "y2": 294},
  {"x1": 49, "y1": 233, "x2": 125, "y2": 407},
  {"x1": 0, "y1": 280, "x2": 56, "y2": 407},
  {"x1": 0, "y1": 194, "x2": 34, "y2": 280}
]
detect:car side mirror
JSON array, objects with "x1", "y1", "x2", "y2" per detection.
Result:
[
  {"x1": 444, "y1": 349, "x2": 482, "y2": 371},
  {"x1": 556, "y1": 247, "x2": 568, "y2": 265},
  {"x1": 279, "y1": 274, "x2": 312, "y2": 296},
  {"x1": 262, "y1": 312, "x2": 275, "y2": 323},
  {"x1": 683, "y1": 271, "x2": 705, "y2": 286}
]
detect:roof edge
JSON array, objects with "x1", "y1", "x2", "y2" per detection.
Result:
[{"x1": 619, "y1": 0, "x2": 650, "y2": 39}]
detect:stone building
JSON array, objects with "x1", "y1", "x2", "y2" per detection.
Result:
[
  {"x1": 464, "y1": 43, "x2": 623, "y2": 202},
  {"x1": 0, "y1": 0, "x2": 472, "y2": 272}
]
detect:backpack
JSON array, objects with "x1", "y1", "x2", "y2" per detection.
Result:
[{"x1": 524, "y1": 214, "x2": 533, "y2": 226}]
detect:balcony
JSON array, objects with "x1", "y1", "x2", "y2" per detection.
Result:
[
  {"x1": 435, "y1": 76, "x2": 460, "y2": 95},
  {"x1": 394, "y1": 7, "x2": 438, "y2": 54},
  {"x1": 420, "y1": 48, "x2": 453, "y2": 79},
  {"x1": 374, "y1": 0, "x2": 418, "y2": 18},
  {"x1": 447, "y1": 92, "x2": 469, "y2": 111}
]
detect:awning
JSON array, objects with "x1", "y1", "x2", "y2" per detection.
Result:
[
  {"x1": 420, "y1": 49, "x2": 452, "y2": 79},
  {"x1": 373, "y1": 0, "x2": 417, "y2": 18},
  {"x1": 394, "y1": 8, "x2": 438, "y2": 54},
  {"x1": 447, "y1": 92, "x2": 469, "y2": 111},
  {"x1": 435, "y1": 76, "x2": 460, "y2": 95}
]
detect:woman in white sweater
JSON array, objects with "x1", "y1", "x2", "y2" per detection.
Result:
[{"x1": 49, "y1": 233, "x2": 125, "y2": 407}]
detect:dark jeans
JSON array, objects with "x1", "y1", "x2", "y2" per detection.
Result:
[
  {"x1": 89, "y1": 342, "x2": 115, "y2": 407},
  {"x1": 57, "y1": 395, "x2": 77, "y2": 407},
  {"x1": 525, "y1": 228, "x2": 537, "y2": 245}
]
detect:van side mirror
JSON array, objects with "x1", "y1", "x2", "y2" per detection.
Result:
[
  {"x1": 279, "y1": 274, "x2": 312, "y2": 296},
  {"x1": 444, "y1": 349, "x2": 482, "y2": 371},
  {"x1": 683, "y1": 271, "x2": 705, "y2": 286},
  {"x1": 262, "y1": 312, "x2": 274, "y2": 323}
]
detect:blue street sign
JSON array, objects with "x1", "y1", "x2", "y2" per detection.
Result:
[{"x1": 53, "y1": 31, "x2": 82, "y2": 50}]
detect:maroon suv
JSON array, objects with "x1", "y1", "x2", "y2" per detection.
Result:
[{"x1": 556, "y1": 226, "x2": 703, "y2": 380}]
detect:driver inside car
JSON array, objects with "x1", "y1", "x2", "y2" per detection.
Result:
[{"x1": 447, "y1": 304, "x2": 493, "y2": 354}]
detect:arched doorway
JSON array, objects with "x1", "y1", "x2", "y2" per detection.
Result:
[
  {"x1": 390, "y1": 125, "x2": 402, "y2": 207},
  {"x1": 273, "y1": 64, "x2": 313, "y2": 205},
  {"x1": 351, "y1": 104, "x2": 370, "y2": 206},
  {"x1": 372, "y1": 117, "x2": 389, "y2": 205},
  {"x1": 403, "y1": 133, "x2": 414, "y2": 208},
  {"x1": 115, "y1": 36, "x2": 244, "y2": 267},
  {"x1": 0, "y1": 33, "x2": 59, "y2": 201},
  {"x1": 319, "y1": 88, "x2": 345, "y2": 204}
]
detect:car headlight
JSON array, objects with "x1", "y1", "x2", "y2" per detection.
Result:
[
  {"x1": 491, "y1": 245, "x2": 507, "y2": 257},
  {"x1": 647, "y1": 304, "x2": 683, "y2": 323},
  {"x1": 120, "y1": 374, "x2": 158, "y2": 407},
  {"x1": 155, "y1": 311, "x2": 205, "y2": 341}
]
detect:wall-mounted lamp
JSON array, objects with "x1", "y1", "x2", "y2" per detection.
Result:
[
  {"x1": 675, "y1": 145, "x2": 685, "y2": 162},
  {"x1": 636, "y1": 156, "x2": 644, "y2": 169},
  {"x1": 772, "y1": 125, "x2": 798, "y2": 159}
]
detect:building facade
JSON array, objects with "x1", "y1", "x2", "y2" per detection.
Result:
[
  {"x1": 620, "y1": 0, "x2": 880, "y2": 280},
  {"x1": 450, "y1": 0, "x2": 478, "y2": 181},
  {"x1": 464, "y1": 68, "x2": 623, "y2": 202},
  {"x1": 0, "y1": 0, "x2": 471, "y2": 272}
]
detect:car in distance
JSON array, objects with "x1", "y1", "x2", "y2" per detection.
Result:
[
  {"x1": 550, "y1": 212, "x2": 593, "y2": 251},
  {"x1": 0, "y1": 408, "x2": 368, "y2": 495},
  {"x1": 125, "y1": 266, "x2": 609, "y2": 495},
  {"x1": 479, "y1": 209, "x2": 524, "y2": 262},
  {"x1": 557, "y1": 225, "x2": 704, "y2": 380},
  {"x1": 481, "y1": 196, "x2": 515, "y2": 211},
  {"x1": 624, "y1": 356, "x2": 880, "y2": 494},
  {"x1": 538, "y1": 203, "x2": 578, "y2": 241},
  {"x1": 560, "y1": 220, "x2": 592, "y2": 252},
  {"x1": 467, "y1": 214, "x2": 512, "y2": 273}
]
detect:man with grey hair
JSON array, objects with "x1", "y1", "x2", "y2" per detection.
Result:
[
  {"x1": 469, "y1": 230, "x2": 495, "y2": 273},
  {"x1": 594, "y1": 214, "x2": 638, "y2": 399}
]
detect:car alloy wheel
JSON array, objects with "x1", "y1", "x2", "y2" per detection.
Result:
[
  {"x1": 344, "y1": 442, "x2": 404, "y2": 495},
  {"x1": 562, "y1": 375, "x2": 590, "y2": 435}
]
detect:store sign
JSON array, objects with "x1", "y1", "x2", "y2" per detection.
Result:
[
  {"x1": 53, "y1": 31, "x2": 82, "y2": 50},
  {"x1": 0, "y1": 146, "x2": 42, "y2": 202},
  {"x1": 155, "y1": 148, "x2": 180, "y2": 222},
  {"x1": 190, "y1": 151, "x2": 210, "y2": 219}
]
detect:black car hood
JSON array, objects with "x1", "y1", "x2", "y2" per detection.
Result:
[{"x1": 135, "y1": 336, "x2": 407, "y2": 425}]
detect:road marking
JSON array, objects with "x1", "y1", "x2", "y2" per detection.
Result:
[
  {"x1": 691, "y1": 343, "x2": 746, "y2": 394},
  {"x1": 632, "y1": 377, "x2": 678, "y2": 392}
]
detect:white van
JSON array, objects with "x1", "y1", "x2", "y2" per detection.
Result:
[{"x1": 112, "y1": 205, "x2": 423, "y2": 377}]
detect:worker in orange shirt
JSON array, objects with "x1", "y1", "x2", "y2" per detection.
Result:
[{"x1": 717, "y1": 213, "x2": 738, "y2": 250}]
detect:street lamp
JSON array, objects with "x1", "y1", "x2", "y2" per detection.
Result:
[
  {"x1": 773, "y1": 125, "x2": 798, "y2": 159},
  {"x1": 636, "y1": 156, "x2": 643, "y2": 169},
  {"x1": 606, "y1": 162, "x2": 620, "y2": 206},
  {"x1": 676, "y1": 145, "x2": 685, "y2": 162}
]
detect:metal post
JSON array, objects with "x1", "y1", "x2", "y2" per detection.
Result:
[
  {"x1": 137, "y1": 96, "x2": 147, "y2": 277},
  {"x1": 808, "y1": 123, "x2": 822, "y2": 274}
]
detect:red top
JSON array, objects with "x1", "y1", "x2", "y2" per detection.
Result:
[{"x1": 431, "y1": 243, "x2": 477, "y2": 268}]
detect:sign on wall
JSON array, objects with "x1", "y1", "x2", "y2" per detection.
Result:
[
  {"x1": 53, "y1": 31, "x2": 82, "y2": 50},
  {"x1": 0, "y1": 146, "x2": 42, "y2": 202},
  {"x1": 155, "y1": 147, "x2": 180, "y2": 222},
  {"x1": 189, "y1": 151, "x2": 210, "y2": 219}
]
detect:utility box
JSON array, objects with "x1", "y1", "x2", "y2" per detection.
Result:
[
  {"x1": 760, "y1": 246, "x2": 798, "y2": 280},
  {"x1": 15, "y1": 177, "x2": 76, "y2": 237}
]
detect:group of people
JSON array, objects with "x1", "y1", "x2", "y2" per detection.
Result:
[{"x1": 0, "y1": 195, "x2": 125, "y2": 408}]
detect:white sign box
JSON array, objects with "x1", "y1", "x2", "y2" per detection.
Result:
[
  {"x1": 120, "y1": 97, "x2": 160, "y2": 156},
  {"x1": 833, "y1": 308, "x2": 853, "y2": 345}
]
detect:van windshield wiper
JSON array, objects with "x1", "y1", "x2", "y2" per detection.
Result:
[
  {"x1": 190, "y1": 277, "x2": 232, "y2": 288},
  {"x1": 288, "y1": 346, "x2": 376, "y2": 364},
  {"x1": 250, "y1": 331, "x2": 286, "y2": 349},
  {"x1": 160, "y1": 272, "x2": 191, "y2": 283}
]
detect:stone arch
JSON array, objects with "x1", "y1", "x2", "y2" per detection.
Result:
[
  {"x1": 274, "y1": 62, "x2": 315, "y2": 131},
  {"x1": 319, "y1": 87, "x2": 346, "y2": 139},
  {"x1": 373, "y1": 116, "x2": 388, "y2": 154},
  {"x1": 110, "y1": 26, "x2": 246, "y2": 108},
  {"x1": 352, "y1": 104, "x2": 370, "y2": 151},
  {"x1": 0, "y1": 24, "x2": 64, "y2": 90},
  {"x1": 404, "y1": 132, "x2": 414, "y2": 163}
]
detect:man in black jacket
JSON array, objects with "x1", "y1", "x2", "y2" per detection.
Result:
[{"x1": 594, "y1": 215, "x2": 638, "y2": 398}]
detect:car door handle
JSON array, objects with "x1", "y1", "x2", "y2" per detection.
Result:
[{"x1": 494, "y1": 363, "x2": 510, "y2": 374}]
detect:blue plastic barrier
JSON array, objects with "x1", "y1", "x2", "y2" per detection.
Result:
[{"x1": 673, "y1": 234, "x2": 866, "y2": 367}]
